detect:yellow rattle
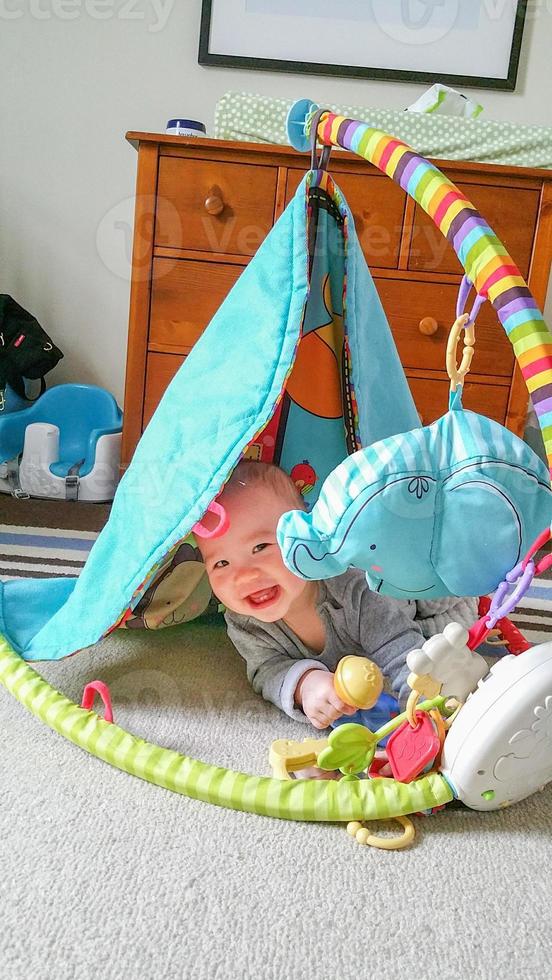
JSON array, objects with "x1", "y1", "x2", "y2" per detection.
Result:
[
  {"x1": 268, "y1": 656, "x2": 383, "y2": 780},
  {"x1": 333, "y1": 655, "x2": 384, "y2": 709}
]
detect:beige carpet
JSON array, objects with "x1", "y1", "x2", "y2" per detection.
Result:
[{"x1": 2, "y1": 616, "x2": 552, "y2": 980}]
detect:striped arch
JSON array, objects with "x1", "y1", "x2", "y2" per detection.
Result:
[
  {"x1": 0, "y1": 636, "x2": 453, "y2": 823},
  {"x1": 310, "y1": 111, "x2": 552, "y2": 476}
]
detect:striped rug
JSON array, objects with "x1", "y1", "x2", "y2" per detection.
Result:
[
  {"x1": 0, "y1": 496, "x2": 109, "y2": 582},
  {"x1": 509, "y1": 574, "x2": 552, "y2": 645},
  {"x1": 0, "y1": 524, "x2": 99, "y2": 581},
  {"x1": 1, "y1": 495, "x2": 551, "y2": 644}
]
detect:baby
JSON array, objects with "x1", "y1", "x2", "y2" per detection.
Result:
[{"x1": 197, "y1": 460, "x2": 478, "y2": 731}]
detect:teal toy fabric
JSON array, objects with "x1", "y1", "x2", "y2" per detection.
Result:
[
  {"x1": 277, "y1": 390, "x2": 552, "y2": 601},
  {"x1": 0, "y1": 172, "x2": 419, "y2": 661}
]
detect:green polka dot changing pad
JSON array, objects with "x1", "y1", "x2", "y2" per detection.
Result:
[{"x1": 214, "y1": 91, "x2": 552, "y2": 170}]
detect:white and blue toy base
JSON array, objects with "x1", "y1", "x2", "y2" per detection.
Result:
[
  {"x1": 0, "y1": 383, "x2": 122, "y2": 503},
  {"x1": 442, "y1": 641, "x2": 552, "y2": 811}
]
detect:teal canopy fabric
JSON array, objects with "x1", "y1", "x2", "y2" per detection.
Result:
[{"x1": 0, "y1": 172, "x2": 419, "y2": 661}]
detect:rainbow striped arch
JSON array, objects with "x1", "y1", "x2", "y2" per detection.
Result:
[{"x1": 304, "y1": 108, "x2": 552, "y2": 476}]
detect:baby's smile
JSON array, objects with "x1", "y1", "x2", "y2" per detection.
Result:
[{"x1": 245, "y1": 585, "x2": 281, "y2": 610}]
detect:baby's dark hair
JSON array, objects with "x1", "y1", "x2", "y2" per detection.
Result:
[{"x1": 223, "y1": 459, "x2": 306, "y2": 511}]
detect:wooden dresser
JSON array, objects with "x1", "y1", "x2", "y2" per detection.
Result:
[{"x1": 121, "y1": 132, "x2": 552, "y2": 472}]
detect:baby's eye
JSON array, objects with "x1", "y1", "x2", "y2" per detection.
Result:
[
  {"x1": 213, "y1": 559, "x2": 229, "y2": 569},
  {"x1": 252, "y1": 543, "x2": 270, "y2": 554}
]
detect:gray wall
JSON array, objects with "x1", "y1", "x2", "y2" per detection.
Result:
[{"x1": 1, "y1": 1, "x2": 551, "y2": 404}]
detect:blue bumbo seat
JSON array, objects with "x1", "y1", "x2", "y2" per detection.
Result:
[{"x1": 0, "y1": 384, "x2": 123, "y2": 501}]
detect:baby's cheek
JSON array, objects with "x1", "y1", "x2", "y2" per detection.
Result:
[
  {"x1": 206, "y1": 572, "x2": 225, "y2": 603},
  {"x1": 284, "y1": 566, "x2": 307, "y2": 591}
]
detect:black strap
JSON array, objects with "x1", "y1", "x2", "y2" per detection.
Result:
[
  {"x1": 309, "y1": 108, "x2": 332, "y2": 172},
  {"x1": 29, "y1": 377, "x2": 46, "y2": 401},
  {"x1": 65, "y1": 458, "x2": 85, "y2": 501},
  {"x1": 7, "y1": 458, "x2": 30, "y2": 500}
]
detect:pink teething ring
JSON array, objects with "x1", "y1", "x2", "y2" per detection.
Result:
[{"x1": 191, "y1": 501, "x2": 230, "y2": 539}]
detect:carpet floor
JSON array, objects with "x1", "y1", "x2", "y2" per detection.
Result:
[{"x1": 1, "y1": 496, "x2": 552, "y2": 979}]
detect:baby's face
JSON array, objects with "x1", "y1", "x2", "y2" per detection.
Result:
[{"x1": 197, "y1": 482, "x2": 309, "y2": 622}]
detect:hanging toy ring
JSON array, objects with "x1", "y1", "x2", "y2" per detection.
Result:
[
  {"x1": 446, "y1": 313, "x2": 475, "y2": 392},
  {"x1": 347, "y1": 816, "x2": 416, "y2": 850}
]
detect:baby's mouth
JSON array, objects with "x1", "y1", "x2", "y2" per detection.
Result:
[{"x1": 246, "y1": 586, "x2": 281, "y2": 609}]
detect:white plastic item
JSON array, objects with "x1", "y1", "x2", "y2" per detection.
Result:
[
  {"x1": 11, "y1": 422, "x2": 121, "y2": 502},
  {"x1": 407, "y1": 622, "x2": 488, "y2": 702},
  {"x1": 407, "y1": 83, "x2": 483, "y2": 119},
  {"x1": 441, "y1": 643, "x2": 552, "y2": 811}
]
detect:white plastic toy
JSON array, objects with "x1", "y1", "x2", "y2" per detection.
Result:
[
  {"x1": 441, "y1": 642, "x2": 552, "y2": 810},
  {"x1": 407, "y1": 622, "x2": 488, "y2": 702}
]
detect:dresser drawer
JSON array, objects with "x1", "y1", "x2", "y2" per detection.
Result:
[
  {"x1": 408, "y1": 374, "x2": 509, "y2": 426},
  {"x1": 375, "y1": 277, "x2": 514, "y2": 378},
  {"x1": 156, "y1": 156, "x2": 278, "y2": 256},
  {"x1": 150, "y1": 258, "x2": 245, "y2": 351},
  {"x1": 285, "y1": 168, "x2": 405, "y2": 269},
  {"x1": 143, "y1": 352, "x2": 186, "y2": 428},
  {"x1": 408, "y1": 181, "x2": 539, "y2": 278}
]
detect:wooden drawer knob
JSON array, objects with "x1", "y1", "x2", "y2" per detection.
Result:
[
  {"x1": 204, "y1": 190, "x2": 225, "y2": 216},
  {"x1": 419, "y1": 316, "x2": 439, "y2": 336}
]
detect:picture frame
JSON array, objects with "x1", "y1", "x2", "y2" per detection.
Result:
[{"x1": 199, "y1": 0, "x2": 528, "y2": 92}]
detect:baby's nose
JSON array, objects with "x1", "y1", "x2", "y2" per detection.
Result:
[{"x1": 235, "y1": 563, "x2": 260, "y2": 584}]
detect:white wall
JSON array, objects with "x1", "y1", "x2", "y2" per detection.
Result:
[{"x1": 1, "y1": 0, "x2": 551, "y2": 404}]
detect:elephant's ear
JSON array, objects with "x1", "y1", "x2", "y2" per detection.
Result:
[
  {"x1": 434, "y1": 480, "x2": 522, "y2": 596},
  {"x1": 277, "y1": 509, "x2": 347, "y2": 580}
]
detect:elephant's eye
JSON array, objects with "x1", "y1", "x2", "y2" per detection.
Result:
[{"x1": 370, "y1": 544, "x2": 376, "y2": 551}]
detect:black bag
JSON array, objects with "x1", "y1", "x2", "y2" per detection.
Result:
[{"x1": 0, "y1": 294, "x2": 63, "y2": 402}]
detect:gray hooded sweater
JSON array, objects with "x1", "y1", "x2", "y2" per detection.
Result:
[{"x1": 225, "y1": 567, "x2": 478, "y2": 723}]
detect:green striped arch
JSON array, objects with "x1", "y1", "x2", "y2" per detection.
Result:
[{"x1": 0, "y1": 634, "x2": 452, "y2": 823}]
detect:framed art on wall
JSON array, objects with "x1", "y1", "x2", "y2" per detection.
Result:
[{"x1": 199, "y1": 0, "x2": 528, "y2": 91}]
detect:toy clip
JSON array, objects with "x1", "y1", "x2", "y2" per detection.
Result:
[
  {"x1": 81, "y1": 681, "x2": 114, "y2": 724},
  {"x1": 309, "y1": 107, "x2": 332, "y2": 172},
  {"x1": 447, "y1": 275, "x2": 487, "y2": 393},
  {"x1": 468, "y1": 524, "x2": 552, "y2": 647},
  {"x1": 191, "y1": 501, "x2": 229, "y2": 539},
  {"x1": 487, "y1": 561, "x2": 535, "y2": 628},
  {"x1": 456, "y1": 274, "x2": 487, "y2": 326},
  {"x1": 468, "y1": 563, "x2": 535, "y2": 646},
  {"x1": 446, "y1": 313, "x2": 475, "y2": 393}
]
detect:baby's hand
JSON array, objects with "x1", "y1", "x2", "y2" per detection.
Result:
[
  {"x1": 295, "y1": 670, "x2": 357, "y2": 730},
  {"x1": 406, "y1": 621, "x2": 488, "y2": 702}
]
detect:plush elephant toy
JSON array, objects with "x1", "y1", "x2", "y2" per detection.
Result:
[{"x1": 277, "y1": 406, "x2": 552, "y2": 600}]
